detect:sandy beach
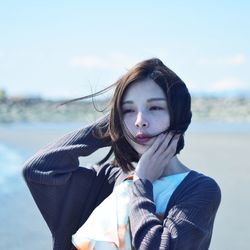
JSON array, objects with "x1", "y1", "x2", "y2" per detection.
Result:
[{"x1": 0, "y1": 123, "x2": 250, "y2": 250}]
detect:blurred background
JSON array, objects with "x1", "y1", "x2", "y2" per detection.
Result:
[{"x1": 0, "y1": 1, "x2": 249, "y2": 249}]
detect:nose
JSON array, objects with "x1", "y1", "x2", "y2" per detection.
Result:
[{"x1": 135, "y1": 112, "x2": 149, "y2": 128}]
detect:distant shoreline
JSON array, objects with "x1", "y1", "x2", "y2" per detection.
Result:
[{"x1": 1, "y1": 95, "x2": 250, "y2": 123}]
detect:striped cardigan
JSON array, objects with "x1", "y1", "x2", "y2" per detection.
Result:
[{"x1": 22, "y1": 116, "x2": 221, "y2": 250}]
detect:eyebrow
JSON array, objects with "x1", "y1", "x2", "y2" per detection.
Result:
[{"x1": 122, "y1": 98, "x2": 166, "y2": 105}]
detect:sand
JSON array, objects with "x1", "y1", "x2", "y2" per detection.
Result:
[{"x1": 0, "y1": 123, "x2": 249, "y2": 250}]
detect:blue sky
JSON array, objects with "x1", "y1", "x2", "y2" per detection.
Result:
[{"x1": 0, "y1": 0, "x2": 249, "y2": 99}]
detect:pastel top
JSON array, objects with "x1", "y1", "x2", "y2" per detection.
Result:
[
  {"x1": 71, "y1": 172, "x2": 190, "y2": 249},
  {"x1": 153, "y1": 172, "x2": 190, "y2": 215}
]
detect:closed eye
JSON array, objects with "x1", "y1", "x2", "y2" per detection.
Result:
[
  {"x1": 122, "y1": 109, "x2": 134, "y2": 114},
  {"x1": 149, "y1": 106, "x2": 164, "y2": 111}
]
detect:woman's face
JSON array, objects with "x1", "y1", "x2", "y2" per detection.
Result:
[{"x1": 121, "y1": 78, "x2": 170, "y2": 155}]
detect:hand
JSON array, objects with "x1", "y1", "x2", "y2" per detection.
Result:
[{"x1": 134, "y1": 132, "x2": 180, "y2": 182}]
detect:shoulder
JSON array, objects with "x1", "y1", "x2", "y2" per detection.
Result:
[
  {"x1": 188, "y1": 170, "x2": 221, "y2": 198},
  {"x1": 187, "y1": 170, "x2": 220, "y2": 189},
  {"x1": 170, "y1": 170, "x2": 221, "y2": 211}
]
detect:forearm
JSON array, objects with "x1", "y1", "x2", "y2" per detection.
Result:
[
  {"x1": 22, "y1": 114, "x2": 110, "y2": 184},
  {"x1": 129, "y1": 179, "x2": 166, "y2": 249},
  {"x1": 128, "y1": 176, "x2": 221, "y2": 250}
]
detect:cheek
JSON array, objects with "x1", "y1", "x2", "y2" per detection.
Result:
[
  {"x1": 152, "y1": 114, "x2": 170, "y2": 130},
  {"x1": 123, "y1": 116, "x2": 134, "y2": 132},
  {"x1": 127, "y1": 137, "x2": 148, "y2": 155}
]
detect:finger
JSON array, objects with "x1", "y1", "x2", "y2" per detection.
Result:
[
  {"x1": 164, "y1": 132, "x2": 176, "y2": 150},
  {"x1": 146, "y1": 133, "x2": 165, "y2": 154},
  {"x1": 168, "y1": 133, "x2": 181, "y2": 147},
  {"x1": 154, "y1": 132, "x2": 174, "y2": 154},
  {"x1": 154, "y1": 134, "x2": 179, "y2": 162},
  {"x1": 163, "y1": 134, "x2": 181, "y2": 158}
]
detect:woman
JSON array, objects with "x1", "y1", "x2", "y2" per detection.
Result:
[{"x1": 23, "y1": 58, "x2": 221, "y2": 250}]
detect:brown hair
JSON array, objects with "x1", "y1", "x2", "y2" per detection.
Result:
[{"x1": 63, "y1": 58, "x2": 192, "y2": 173}]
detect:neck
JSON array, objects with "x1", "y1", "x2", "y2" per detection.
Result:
[{"x1": 162, "y1": 156, "x2": 190, "y2": 177}]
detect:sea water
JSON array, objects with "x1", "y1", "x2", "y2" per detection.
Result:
[
  {"x1": 0, "y1": 120, "x2": 249, "y2": 198},
  {"x1": 1, "y1": 121, "x2": 250, "y2": 186},
  {"x1": 0, "y1": 143, "x2": 28, "y2": 194},
  {"x1": 0, "y1": 121, "x2": 250, "y2": 249},
  {"x1": 0, "y1": 142, "x2": 51, "y2": 249}
]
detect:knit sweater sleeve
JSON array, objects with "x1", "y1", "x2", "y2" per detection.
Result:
[
  {"x1": 22, "y1": 114, "x2": 111, "y2": 185},
  {"x1": 22, "y1": 114, "x2": 117, "y2": 249},
  {"x1": 128, "y1": 175, "x2": 221, "y2": 250}
]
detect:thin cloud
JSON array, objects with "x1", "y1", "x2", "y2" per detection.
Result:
[
  {"x1": 69, "y1": 53, "x2": 137, "y2": 70},
  {"x1": 226, "y1": 54, "x2": 246, "y2": 65},
  {"x1": 70, "y1": 55, "x2": 106, "y2": 68},
  {"x1": 199, "y1": 53, "x2": 247, "y2": 66},
  {"x1": 210, "y1": 78, "x2": 247, "y2": 91}
]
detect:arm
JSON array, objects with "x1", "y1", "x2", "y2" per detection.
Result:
[
  {"x1": 22, "y1": 114, "x2": 116, "y2": 248},
  {"x1": 128, "y1": 176, "x2": 221, "y2": 250},
  {"x1": 23, "y1": 114, "x2": 111, "y2": 185}
]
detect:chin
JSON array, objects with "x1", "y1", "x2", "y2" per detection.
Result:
[
  {"x1": 127, "y1": 137, "x2": 153, "y2": 156},
  {"x1": 132, "y1": 143, "x2": 150, "y2": 155}
]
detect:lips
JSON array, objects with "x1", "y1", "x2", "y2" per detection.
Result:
[{"x1": 135, "y1": 134, "x2": 152, "y2": 144}]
